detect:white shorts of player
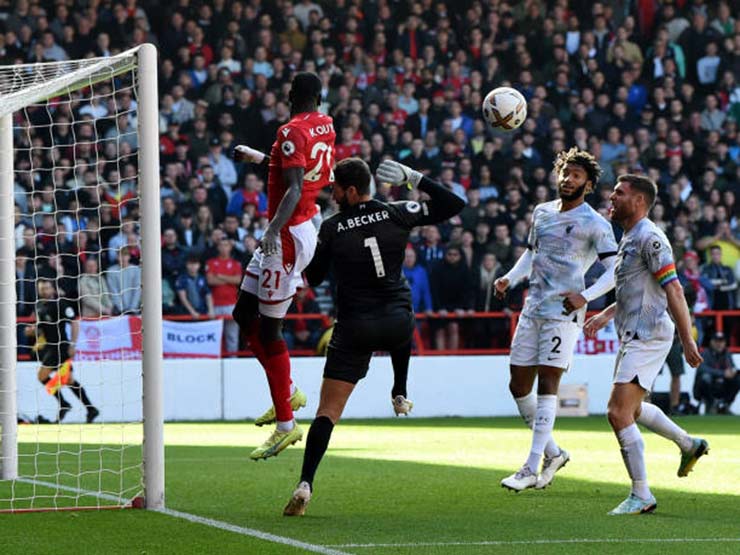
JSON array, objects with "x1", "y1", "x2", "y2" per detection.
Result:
[
  {"x1": 613, "y1": 337, "x2": 673, "y2": 392},
  {"x1": 509, "y1": 314, "x2": 579, "y2": 369},
  {"x1": 240, "y1": 218, "x2": 317, "y2": 319}
]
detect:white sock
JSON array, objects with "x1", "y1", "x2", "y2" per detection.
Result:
[
  {"x1": 289, "y1": 383, "x2": 297, "y2": 395},
  {"x1": 617, "y1": 423, "x2": 651, "y2": 500},
  {"x1": 276, "y1": 419, "x2": 294, "y2": 432},
  {"x1": 525, "y1": 395, "x2": 557, "y2": 472},
  {"x1": 637, "y1": 402, "x2": 693, "y2": 452},
  {"x1": 515, "y1": 392, "x2": 560, "y2": 458}
]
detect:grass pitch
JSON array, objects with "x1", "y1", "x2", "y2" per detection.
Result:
[{"x1": 1, "y1": 416, "x2": 739, "y2": 554}]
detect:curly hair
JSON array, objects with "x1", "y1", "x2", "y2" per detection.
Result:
[{"x1": 553, "y1": 147, "x2": 603, "y2": 191}]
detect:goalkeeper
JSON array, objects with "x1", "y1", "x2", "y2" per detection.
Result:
[
  {"x1": 26, "y1": 279, "x2": 98, "y2": 423},
  {"x1": 282, "y1": 157, "x2": 465, "y2": 516}
]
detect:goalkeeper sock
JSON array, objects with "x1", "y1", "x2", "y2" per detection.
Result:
[
  {"x1": 390, "y1": 342, "x2": 411, "y2": 398},
  {"x1": 264, "y1": 339, "x2": 293, "y2": 422},
  {"x1": 617, "y1": 423, "x2": 651, "y2": 500},
  {"x1": 515, "y1": 391, "x2": 560, "y2": 458},
  {"x1": 525, "y1": 395, "x2": 557, "y2": 472},
  {"x1": 637, "y1": 402, "x2": 693, "y2": 452},
  {"x1": 300, "y1": 416, "x2": 334, "y2": 489},
  {"x1": 68, "y1": 380, "x2": 93, "y2": 408}
]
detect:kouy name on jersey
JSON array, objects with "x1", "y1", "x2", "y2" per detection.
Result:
[{"x1": 267, "y1": 112, "x2": 336, "y2": 226}]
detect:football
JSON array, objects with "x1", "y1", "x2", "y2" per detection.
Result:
[{"x1": 482, "y1": 87, "x2": 527, "y2": 131}]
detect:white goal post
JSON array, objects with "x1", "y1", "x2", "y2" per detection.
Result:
[{"x1": 0, "y1": 44, "x2": 163, "y2": 511}]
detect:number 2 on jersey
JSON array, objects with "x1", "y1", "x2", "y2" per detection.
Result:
[{"x1": 363, "y1": 237, "x2": 386, "y2": 278}]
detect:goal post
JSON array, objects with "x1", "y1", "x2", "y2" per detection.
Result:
[{"x1": 0, "y1": 44, "x2": 163, "y2": 511}]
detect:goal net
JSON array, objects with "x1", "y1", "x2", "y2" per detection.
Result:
[{"x1": 0, "y1": 45, "x2": 163, "y2": 512}]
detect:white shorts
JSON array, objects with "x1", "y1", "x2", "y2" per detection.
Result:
[
  {"x1": 240, "y1": 219, "x2": 317, "y2": 318},
  {"x1": 613, "y1": 337, "x2": 672, "y2": 392},
  {"x1": 509, "y1": 315, "x2": 579, "y2": 369}
]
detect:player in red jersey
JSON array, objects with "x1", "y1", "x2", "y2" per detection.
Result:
[{"x1": 233, "y1": 72, "x2": 336, "y2": 460}]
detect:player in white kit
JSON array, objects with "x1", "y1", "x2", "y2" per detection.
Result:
[
  {"x1": 585, "y1": 174, "x2": 707, "y2": 515},
  {"x1": 495, "y1": 148, "x2": 618, "y2": 491}
]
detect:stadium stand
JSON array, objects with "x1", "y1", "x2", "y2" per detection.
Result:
[{"x1": 5, "y1": 0, "x2": 739, "y2": 355}]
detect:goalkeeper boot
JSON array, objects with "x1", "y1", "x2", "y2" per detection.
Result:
[
  {"x1": 608, "y1": 493, "x2": 657, "y2": 515},
  {"x1": 283, "y1": 481, "x2": 312, "y2": 516},
  {"x1": 535, "y1": 449, "x2": 570, "y2": 489},
  {"x1": 254, "y1": 388, "x2": 307, "y2": 427},
  {"x1": 501, "y1": 465, "x2": 538, "y2": 492},
  {"x1": 250, "y1": 424, "x2": 304, "y2": 460},
  {"x1": 677, "y1": 437, "x2": 709, "y2": 477},
  {"x1": 393, "y1": 395, "x2": 414, "y2": 416}
]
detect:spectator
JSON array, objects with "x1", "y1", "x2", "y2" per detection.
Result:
[
  {"x1": 693, "y1": 332, "x2": 740, "y2": 414},
  {"x1": 205, "y1": 237, "x2": 241, "y2": 355},
  {"x1": 701, "y1": 245, "x2": 737, "y2": 311},
  {"x1": 175, "y1": 256, "x2": 214, "y2": 319},
  {"x1": 161, "y1": 227, "x2": 187, "y2": 287},
  {"x1": 431, "y1": 246, "x2": 474, "y2": 350},
  {"x1": 78, "y1": 257, "x2": 114, "y2": 318},
  {"x1": 284, "y1": 288, "x2": 323, "y2": 351},
  {"x1": 402, "y1": 246, "x2": 433, "y2": 314},
  {"x1": 107, "y1": 247, "x2": 142, "y2": 315}
]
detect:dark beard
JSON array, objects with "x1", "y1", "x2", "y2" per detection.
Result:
[{"x1": 559, "y1": 183, "x2": 587, "y2": 201}]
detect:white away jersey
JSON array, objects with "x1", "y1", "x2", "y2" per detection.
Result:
[
  {"x1": 614, "y1": 218, "x2": 678, "y2": 342},
  {"x1": 523, "y1": 200, "x2": 618, "y2": 323}
]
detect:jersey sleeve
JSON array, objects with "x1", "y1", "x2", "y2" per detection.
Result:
[
  {"x1": 642, "y1": 232, "x2": 678, "y2": 288},
  {"x1": 593, "y1": 218, "x2": 618, "y2": 259},
  {"x1": 387, "y1": 200, "x2": 429, "y2": 229},
  {"x1": 276, "y1": 125, "x2": 308, "y2": 170}
]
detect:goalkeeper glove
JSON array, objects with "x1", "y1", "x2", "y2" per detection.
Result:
[{"x1": 376, "y1": 160, "x2": 423, "y2": 189}]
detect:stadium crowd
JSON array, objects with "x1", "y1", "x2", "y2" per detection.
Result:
[{"x1": 5, "y1": 0, "x2": 739, "y2": 355}]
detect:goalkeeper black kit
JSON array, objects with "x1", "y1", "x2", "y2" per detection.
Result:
[{"x1": 305, "y1": 176, "x2": 465, "y2": 383}]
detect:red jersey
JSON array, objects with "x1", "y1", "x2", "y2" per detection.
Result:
[
  {"x1": 267, "y1": 111, "x2": 336, "y2": 226},
  {"x1": 205, "y1": 256, "x2": 241, "y2": 306}
]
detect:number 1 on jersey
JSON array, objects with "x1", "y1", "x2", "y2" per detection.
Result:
[{"x1": 364, "y1": 236, "x2": 386, "y2": 278}]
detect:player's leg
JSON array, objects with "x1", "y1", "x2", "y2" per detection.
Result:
[
  {"x1": 664, "y1": 338, "x2": 684, "y2": 412},
  {"x1": 284, "y1": 322, "x2": 370, "y2": 516},
  {"x1": 283, "y1": 377, "x2": 356, "y2": 517},
  {"x1": 64, "y1": 365, "x2": 99, "y2": 423},
  {"x1": 607, "y1": 381, "x2": 657, "y2": 515},
  {"x1": 607, "y1": 340, "x2": 666, "y2": 515},
  {"x1": 390, "y1": 340, "x2": 413, "y2": 416},
  {"x1": 38, "y1": 364, "x2": 72, "y2": 421}
]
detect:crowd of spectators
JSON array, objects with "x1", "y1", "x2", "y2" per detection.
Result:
[{"x1": 5, "y1": 0, "x2": 739, "y2": 354}]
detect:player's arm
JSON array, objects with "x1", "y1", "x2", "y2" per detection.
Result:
[
  {"x1": 561, "y1": 255, "x2": 617, "y2": 314},
  {"x1": 583, "y1": 302, "x2": 616, "y2": 338},
  {"x1": 376, "y1": 160, "x2": 465, "y2": 225},
  {"x1": 304, "y1": 224, "x2": 332, "y2": 287},
  {"x1": 233, "y1": 145, "x2": 270, "y2": 164},
  {"x1": 665, "y1": 280, "x2": 702, "y2": 367},
  {"x1": 262, "y1": 166, "x2": 304, "y2": 255},
  {"x1": 494, "y1": 248, "x2": 533, "y2": 299}
]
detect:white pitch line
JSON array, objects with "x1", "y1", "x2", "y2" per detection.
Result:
[
  {"x1": 17, "y1": 478, "x2": 351, "y2": 555},
  {"x1": 160, "y1": 508, "x2": 352, "y2": 555},
  {"x1": 17, "y1": 477, "x2": 128, "y2": 504},
  {"x1": 330, "y1": 538, "x2": 740, "y2": 548}
]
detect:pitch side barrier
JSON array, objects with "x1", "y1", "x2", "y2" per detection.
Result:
[{"x1": 16, "y1": 310, "x2": 739, "y2": 359}]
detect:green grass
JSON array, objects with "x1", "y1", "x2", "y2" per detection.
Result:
[{"x1": 1, "y1": 416, "x2": 739, "y2": 554}]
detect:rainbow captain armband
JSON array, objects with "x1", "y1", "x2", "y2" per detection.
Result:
[{"x1": 654, "y1": 263, "x2": 678, "y2": 287}]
